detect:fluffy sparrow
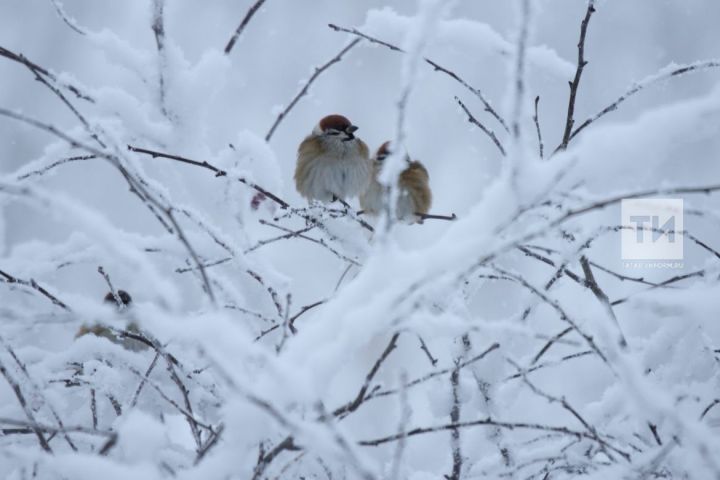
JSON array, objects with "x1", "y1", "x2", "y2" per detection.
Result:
[
  {"x1": 76, "y1": 290, "x2": 146, "y2": 351},
  {"x1": 294, "y1": 114, "x2": 371, "y2": 203},
  {"x1": 359, "y1": 141, "x2": 432, "y2": 223}
]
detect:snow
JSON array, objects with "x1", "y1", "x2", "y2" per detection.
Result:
[{"x1": 1, "y1": 0, "x2": 720, "y2": 478}]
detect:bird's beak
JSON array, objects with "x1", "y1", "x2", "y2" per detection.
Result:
[{"x1": 342, "y1": 125, "x2": 358, "y2": 141}]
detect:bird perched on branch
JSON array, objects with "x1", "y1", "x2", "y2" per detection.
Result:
[
  {"x1": 76, "y1": 290, "x2": 147, "y2": 351},
  {"x1": 294, "y1": 114, "x2": 371, "y2": 203},
  {"x1": 360, "y1": 141, "x2": 432, "y2": 224}
]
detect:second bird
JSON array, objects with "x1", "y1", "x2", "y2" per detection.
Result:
[
  {"x1": 294, "y1": 114, "x2": 371, "y2": 203},
  {"x1": 360, "y1": 141, "x2": 432, "y2": 224}
]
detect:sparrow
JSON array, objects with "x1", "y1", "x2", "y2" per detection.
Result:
[
  {"x1": 359, "y1": 141, "x2": 432, "y2": 224},
  {"x1": 294, "y1": 114, "x2": 371, "y2": 203},
  {"x1": 76, "y1": 290, "x2": 147, "y2": 351}
]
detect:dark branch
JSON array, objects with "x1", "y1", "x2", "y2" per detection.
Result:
[
  {"x1": 570, "y1": 60, "x2": 720, "y2": 142},
  {"x1": 127, "y1": 145, "x2": 290, "y2": 209},
  {"x1": 329, "y1": 23, "x2": 508, "y2": 133},
  {"x1": 455, "y1": 97, "x2": 506, "y2": 156},
  {"x1": 558, "y1": 0, "x2": 596, "y2": 152},
  {"x1": 265, "y1": 38, "x2": 361, "y2": 142},
  {"x1": 0, "y1": 268, "x2": 71, "y2": 311},
  {"x1": 224, "y1": 0, "x2": 268, "y2": 54},
  {"x1": 533, "y1": 96, "x2": 544, "y2": 159}
]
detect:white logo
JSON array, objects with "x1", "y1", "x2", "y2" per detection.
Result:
[{"x1": 621, "y1": 199, "x2": 683, "y2": 261}]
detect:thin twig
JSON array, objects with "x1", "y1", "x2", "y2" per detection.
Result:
[
  {"x1": 329, "y1": 23, "x2": 508, "y2": 133},
  {"x1": 0, "y1": 268, "x2": 71, "y2": 311},
  {"x1": 17, "y1": 155, "x2": 96, "y2": 180},
  {"x1": 265, "y1": 38, "x2": 361, "y2": 142},
  {"x1": 333, "y1": 333, "x2": 400, "y2": 418},
  {"x1": 557, "y1": 0, "x2": 596, "y2": 152},
  {"x1": 533, "y1": 96, "x2": 544, "y2": 159},
  {"x1": 128, "y1": 145, "x2": 290, "y2": 209},
  {"x1": 455, "y1": 96, "x2": 506, "y2": 156},
  {"x1": 49, "y1": 0, "x2": 86, "y2": 35},
  {"x1": 579, "y1": 256, "x2": 627, "y2": 348},
  {"x1": 0, "y1": 359, "x2": 52, "y2": 452},
  {"x1": 224, "y1": 0, "x2": 268, "y2": 54},
  {"x1": 570, "y1": 59, "x2": 720, "y2": 143}
]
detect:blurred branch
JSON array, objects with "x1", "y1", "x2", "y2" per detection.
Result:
[
  {"x1": 17, "y1": 154, "x2": 96, "y2": 181},
  {"x1": 533, "y1": 96, "x2": 544, "y2": 159},
  {"x1": 570, "y1": 59, "x2": 720, "y2": 143},
  {"x1": 1, "y1": 337, "x2": 78, "y2": 451},
  {"x1": 0, "y1": 268, "x2": 71, "y2": 311},
  {"x1": 0, "y1": 359, "x2": 53, "y2": 452},
  {"x1": 330, "y1": 23, "x2": 509, "y2": 133},
  {"x1": 417, "y1": 335, "x2": 438, "y2": 366},
  {"x1": 579, "y1": 256, "x2": 627, "y2": 349},
  {"x1": 0, "y1": 45, "x2": 93, "y2": 102},
  {"x1": 49, "y1": 0, "x2": 86, "y2": 35},
  {"x1": 455, "y1": 96, "x2": 506, "y2": 156},
  {"x1": 259, "y1": 219, "x2": 362, "y2": 265},
  {"x1": 368, "y1": 343, "x2": 500, "y2": 402},
  {"x1": 447, "y1": 335, "x2": 471, "y2": 480},
  {"x1": 288, "y1": 299, "x2": 326, "y2": 332},
  {"x1": 493, "y1": 266, "x2": 609, "y2": 366},
  {"x1": 265, "y1": 38, "x2": 361, "y2": 142},
  {"x1": 358, "y1": 417, "x2": 593, "y2": 447},
  {"x1": 224, "y1": 0, "x2": 268, "y2": 55},
  {"x1": 510, "y1": 0, "x2": 531, "y2": 140},
  {"x1": 151, "y1": 0, "x2": 170, "y2": 119},
  {"x1": 333, "y1": 333, "x2": 400, "y2": 418},
  {"x1": 508, "y1": 358, "x2": 630, "y2": 462},
  {"x1": 417, "y1": 212, "x2": 457, "y2": 222},
  {"x1": 557, "y1": 0, "x2": 596, "y2": 153}
]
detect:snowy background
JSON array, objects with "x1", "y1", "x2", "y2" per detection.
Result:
[{"x1": 1, "y1": 0, "x2": 720, "y2": 478}]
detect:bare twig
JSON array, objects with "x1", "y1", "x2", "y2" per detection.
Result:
[
  {"x1": 288, "y1": 299, "x2": 326, "y2": 333},
  {"x1": 0, "y1": 268, "x2": 71, "y2": 311},
  {"x1": 129, "y1": 352, "x2": 161, "y2": 408},
  {"x1": 195, "y1": 424, "x2": 224, "y2": 465},
  {"x1": 329, "y1": 23, "x2": 508, "y2": 133},
  {"x1": 359, "y1": 418, "x2": 593, "y2": 447},
  {"x1": 224, "y1": 0, "x2": 268, "y2": 54},
  {"x1": 49, "y1": 0, "x2": 86, "y2": 35},
  {"x1": 557, "y1": 0, "x2": 596, "y2": 152},
  {"x1": 508, "y1": 358, "x2": 630, "y2": 462},
  {"x1": 128, "y1": 145, "x2": 290, "y2": 209},
  {"x1": 265, "y1": 38, "x2": 361, "y2": 142},
  {"x1": 417, "y1": 335, "x2": 438, "y2": 367},
  {"x1": 259, "y1": 219, "x2": 362, "y2": 265},
  {"x1": 510, "y1": 0, "x2": 531, "y2": 140},
  {"x1": 151, "y1": 0, "x2": 170, "y2": 118},
  {"x1": 417, "y1": 212, "x2": 458, "y2": 222},
  {"x1": 1, "y1": 338, "x2": 78, "y2": 451},
  {"x1": 455, "y1": 96, "x2": 506, "y2": 156},
  {"x1": 579, "y1": 256, "x2": 627, "y2": 348},
  {"x1": 533, "y1": 96, "x2": 544, "y2": 159},
  {"x1": 17, "y1": 154, "x2": 96, "y2": 180},
  {"x1": 333, "y1": 333, "x2": 400, "y2": 418},
  {"x1": 570, "y1": 59, "x2": 720, "y2": 142},
  {"x1": 0, "y1": 359, "x2": 52, "y2": 452}
]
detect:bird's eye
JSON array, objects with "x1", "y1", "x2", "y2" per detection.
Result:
[{"x1": 325, "y1": 130, "x2": 340, "y2": 136}]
